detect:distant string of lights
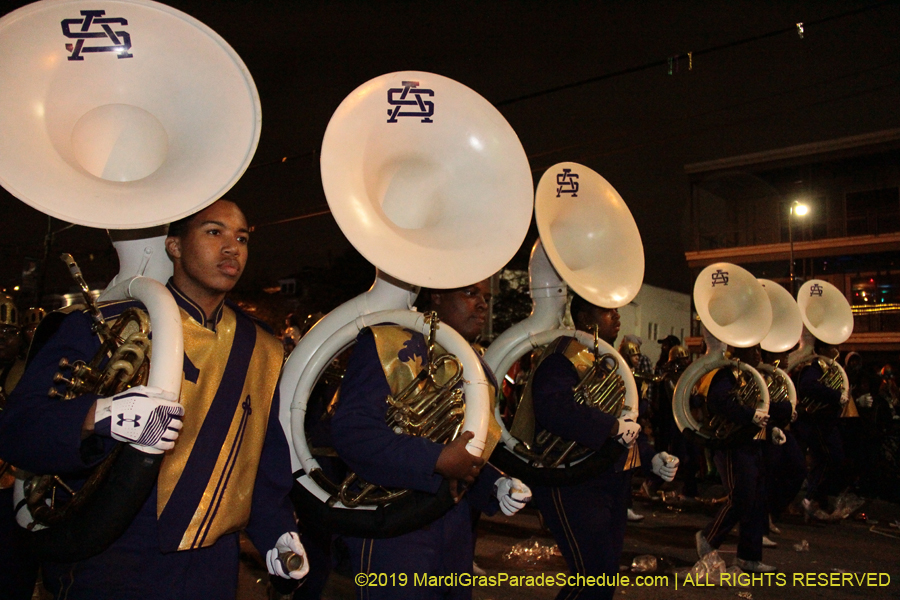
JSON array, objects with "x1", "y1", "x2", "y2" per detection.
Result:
[{"x1": 852, "y1": 303, "x2": 900, "y2": 315}]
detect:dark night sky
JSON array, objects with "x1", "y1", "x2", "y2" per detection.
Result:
[{"x1": 2, "y1": 0, "x2": 899, "y2": 298}]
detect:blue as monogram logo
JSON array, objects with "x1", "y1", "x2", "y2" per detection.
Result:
[
  {"x1": 61, "y1": 10, "x2": 132, "y2": 61},
  {"x1": 116, "y1": 413, "x2": 141, "y2": 428},
  {"x1": 809, "y1": 284, "x2": 824, "y2": 297},
  {"x1": 556, "y1": 169, "x2": 579, "y2": 197},
  {"x1": 711, "y1": 269, "x2": 729, "y2": 286},
  {"x1": 387, "y1": 81, "x2": 434, "y2": 123}
]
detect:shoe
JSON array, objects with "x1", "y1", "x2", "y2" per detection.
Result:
[
  {"x1": 768, "y1": 515, "x2": 781, "y2": 535},
  {"x1": 736, "y1": 557, "x2": 777, "y2": 573},
  {"x1": 627, "y1": 508, "x2": 645, "y2": 522},
  {"x1": 695, "y1": 530, "x2": 713, "y2": 558},
  {"x1": 762, "y1": 535, "x2": 778, "y2": 548},
  {"x1": 472, "y1": 561, "x2": 486, "y2": 576}
]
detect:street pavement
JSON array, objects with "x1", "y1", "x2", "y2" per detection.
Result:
[{"x1": 239, "y1": 481, "x2": 900, "y2": 600}]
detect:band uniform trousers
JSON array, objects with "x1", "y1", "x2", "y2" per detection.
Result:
[
  {"x1": 794, "y1": 361, "x2": 845, "y2": 506},
  {"x1": 528, "y1": 338, "x2": 634, "y2": 600},
  {"x1": 532, "y1": 470, "x2": 629, "y2": 600},
  {"x1": 700, "y1": 368, "x2": 766, "y2": 563}
]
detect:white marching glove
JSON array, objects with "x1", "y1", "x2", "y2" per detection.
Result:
[
  {"x1": 752, "y1": 409, "x2": 769, "y2": 429},
  {"x1": 771, "y1": 427, "x2": 787, "y2": 446},
  {"x1": 840, "y1": 393, "x2": 851, "y2": 406},
  {"x1": 857, "y1": 393, "x2": 874, "y2": 408},
  {"x1": 93, "y1": 386, "x2": 183, "y2": 454},
  {"x1": 266, "y1": 531, "x2": 309, "y2": 580},
  {"x1": 615, "y1": 417, "x2": 640, "y2": 448},
  {"x1": 791, "y1": 408, "x2": 799, "y2": 423},
  {"x1": 651, "y1": 452, "x2": 679, "y2": 482},
  {"x1": 495, "y1": 476, "x2": 532, "y2": 516}
]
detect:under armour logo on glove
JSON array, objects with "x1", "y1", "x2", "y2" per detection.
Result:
[
  {"x1": 94, "y1": 385, "x2": 183, "y2": 454},
  {"x1": 615, "y1": 417, "x2": 640, "y2": 448},
  {"x1": 116, "y1": 414, "x2": 141, "y2": 428}
]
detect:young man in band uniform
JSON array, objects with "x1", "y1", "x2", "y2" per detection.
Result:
[
  {"x1": 331, "y1": 280, "x2": 531, "y2": 600},
  {"x1": 695, "y1": 344, "x2": 775, "y2": 573},
  {"x1": 0, "y1": 200, "x2": 307, "y2": 599},
  {"x1": 792, "y1": 339, "x2": 850, "y2": 518},
  {"x1": 528, "y1": 298, "x2": 677, "y2": 600}
]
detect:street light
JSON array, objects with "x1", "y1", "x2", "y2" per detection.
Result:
[{"x1": 788, "y1": 200, "x2": 810, "y2": 294}]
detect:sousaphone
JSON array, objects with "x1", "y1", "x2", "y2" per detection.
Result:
[
  {"x1": 673, "y1": 263, "x2": 771, "y2": 445},
  {"x1": 787, "y1": 279, "x2": 853, "y2": 412},
  {"x1": 279, "y1": 71, "x2": 533, "y2": 538},
  {"x1": 0, "y1": 0, "x2": 260, "y2": 561},
  {"x1": 483, "y1": 163, "x2": 642, "y2": 485},
  {"x1": 756, "y1": 279, "x2": 801, "y2": 414}
]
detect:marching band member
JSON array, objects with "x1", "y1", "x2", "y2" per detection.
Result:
[
  {"x1": 760, "y1": 349, "x2": 805, "y2": 541},
  {"x1": 0, "y1": 201, "x2": 307, "y2": 599},
  {"x1": 0, "y1": 295, "x2": 39, "y2": 600},
  {"x1": 618, "y1": 337, "x2": 677, "y2": 522},
  {"x1": 792, "y1": 338, "x2": 849, "y2": 519},
  {"x1": 331, "y1": 279, "x2": 531, "y2": 600},
  {"x1": 529, "y1": 298, "x2": 657, "y2": 600},
  {"x1": 695, "y1": 344, "x2": 775, "y2": 573}
]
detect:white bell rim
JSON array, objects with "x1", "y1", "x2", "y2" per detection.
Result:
[
  {"x1": 758, "y1": 279, "x2": 803, "y2": 353},
  {"x1": 320, "y1": 70, "x2": 533, "y2": 289},
  {"x1": 796, "y1": 279, "x2": 854, "y2": 345},
  {"x1": 694, "y1": 263, "x2": 772, "y2": 348},
  {"x1": 535, "y1": 162, "x2": 644, "y2": 308},
  {"x1": 0, "y1": 0, "x2": 261, "y2": 228}
]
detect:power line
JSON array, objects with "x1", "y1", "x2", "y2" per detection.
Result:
[{"x1": 495, "y1": 1, "x2": 892, "y2": 108}]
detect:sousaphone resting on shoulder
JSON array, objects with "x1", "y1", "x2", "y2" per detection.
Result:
[
  {"x1": 755, "y1": 279, "x2": 802, "y2": 418},
  {"x1": 787, "y1": 279, "x2": 854, "y2": 414},
  {"x1": 278, "y1": 71, "x2": 534, "y2": 538},
  {"x1": 483, "y1": 163, "x2": 643, "y2": 486},
  {"x1": 672, "y1": 263, "x2": 772, "y2": 446},
  {"x1": 0, "y1": 0, "x2": 261, "y2": 561}
]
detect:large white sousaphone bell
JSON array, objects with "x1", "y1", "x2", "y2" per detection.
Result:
[
  {"x1": 756, "y1": 279, "x2": 802, "y2": 413},
  {"x1": 796, "y1": 279, "x2": 854, "y2": 346},
  {"x1": 0, "y1": 0, "x2": 261, "y2": 561},
  {"x1": 758, "y1": 279, "x2": 803, "y2": 354},
  {"x1": 280, "y1": 71, "x2": 533, "y2": 538},
  {"x1": 0, "y1": 0, "x2": 261, "y2": 228}
]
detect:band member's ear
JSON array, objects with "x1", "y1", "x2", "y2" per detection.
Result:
[{"x1": 165, "y1": 237, "x2": 181, "y2": 260}]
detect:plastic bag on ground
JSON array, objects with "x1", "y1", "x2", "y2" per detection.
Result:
[
  {"x1": 631, "y1": 555, "x2": 658, "y2": 573},
  {"x1": 689, "y1": 550, "x2": 726, "y2": 585},
  {"x1": 504, "y1": 537, "x2": 561, "y2": 565},
  {"x1": 830, "y1": 492, "x2": 865, "y2": 520}
]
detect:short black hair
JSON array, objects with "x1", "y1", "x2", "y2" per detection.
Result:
[
  {"x1": 569, "y1": 293, "x2": 592, "y2": 325},
  {"x1": 167, "y1": 199, "x2": 240, "y2": 238},
  {"x1": 813, "y1": 337, "x2": 835, "y2": 354},
  {"x1": 166, "y1": 213, "x2": 195, "y2": 239}
]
